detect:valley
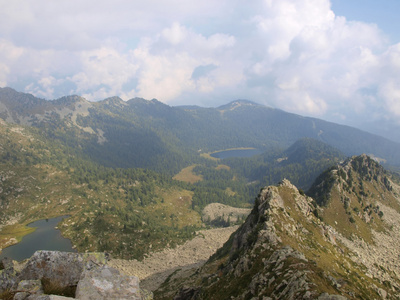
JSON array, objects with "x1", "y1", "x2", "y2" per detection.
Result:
[{"x1": 1, "y1": 87, "x2": 400, "y2": 298}]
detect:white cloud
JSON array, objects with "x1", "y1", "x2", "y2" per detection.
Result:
[
  {"x1": 161, "y1": 23, "x2": 188, "y2": 45},
  {"x1": 379, "y1": 81, "x2": 400, "y2": 118},
  {"x1": 0, "y1": 0, "x2": 400, "y2": 138}
]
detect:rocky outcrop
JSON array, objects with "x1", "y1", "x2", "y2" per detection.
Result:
[
  {"x1": 75, "y1": 264, "x2": 141, "y2": 300},
  {"x1": 158, "y1": 176, "x2": 400, "y2": 299},
  {"x1": 0, "y1": 251, "x2": 151, "y2": 300},
  {"x1": 0, "y1": 257, "x2": 18, "y2": 292},
  {"x1": 201, "y1": 203, "x2": 250, "y2": 226}
]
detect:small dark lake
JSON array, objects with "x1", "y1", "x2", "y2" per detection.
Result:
[
  {"x1": 0, "y1": 216, "x2": 76, "y2": 261},
  {"x1": 210, "y1": 148, "x2": 263, "y2": 159}
]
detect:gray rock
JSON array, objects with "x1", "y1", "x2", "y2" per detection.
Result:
[
  {"x1": 75, "y1": 265, "x2": 141, "y2": 300},
  {"x1": 0, "y1": 257, "x2": 18, "y2": 292},
  {"x1": 377, "y1": 288, "x2": 387, "y2": 299},
  {"x1": 13, "y1": 292, "x2": 31, "y2": 300},
  {"x1": 19, "y1": 251, "x2": 107, "y2": 290},
  {"x1": 16, "y1": 279, "x2": 44, "y2": 293},
  {"x1": 13, "y1": 279, "x2": 44, "y2": 299},
  {"x1": 317, "y1": 293, "x2": 347, "y2": 300},
  {"x1": 8, "y1": 251, "x2": 150, "y2": 300}
]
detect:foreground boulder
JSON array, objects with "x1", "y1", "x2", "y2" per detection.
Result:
[
  {"x1": 0, "y1": 257, "x2": 18, "y2": 294},
  {"x1": 0, "y1": 251, "x2": 151, "y2": 300},
  {"x1": 75, "y1": 264, "x2": 141, "y2": 299}
]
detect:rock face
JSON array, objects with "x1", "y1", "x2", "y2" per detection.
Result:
[
  {"x1": 156, "y1": 158, "x2": 400, "y2": 299},
  {"x1": 75, "y1": 265, "x2": 141, "y2": 300},
  {"x1": 0, "y1": 251, "x2": 151, "y2": 300},
  {"x1": 0, "y1": 257, "x2": 18, "y2": 292}
]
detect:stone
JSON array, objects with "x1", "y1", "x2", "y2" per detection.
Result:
[
  {"x1": 2, "y1": 251, "x2": 151, "y2": 299},
  {"x1": 16, "y1": 279, "x2": 44, "y2": 293},
  {"x1": 173, "y1": 287, "x2": 201, "y2": 300},
  {"x1": 377, "y1": 288, "x2": 387, "y2": 299},
  {"x1": 19, "y1": 251, "x2": 107, "y2": 290},
  {"x1": 13, "y1": 279, "x2": 44, "y2": 300},
  {"x1": 13, "y1": 292, "x2": 31, "y2": 300},
  {"x1": 317, "y1": 293, "x2": 347, "y2": 300},
  {"x1": 0, "y1": 257, "x2": 18, "y2": 293},
  {"x1": 75, "y1": 264, "x2": 141, "y2": 300}
]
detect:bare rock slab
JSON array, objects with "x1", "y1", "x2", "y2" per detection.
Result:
[{"x1": 76, "y1": 265, "x2": 141, "y2": 300}]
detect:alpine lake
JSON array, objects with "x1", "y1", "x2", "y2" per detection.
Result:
[{"x1": 0, "y1": 216, "x2": 76, "y2": 261}]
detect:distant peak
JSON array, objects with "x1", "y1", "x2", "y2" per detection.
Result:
[
  {"x1": 217, "y1": 99, "x2": 261, "y2": 111},
  {"x1": 55, "y1": 95, "x2": 88, "y2": 105},
  {"x1": 102, "y1": 96, "x2": 126, "y2": 105}
]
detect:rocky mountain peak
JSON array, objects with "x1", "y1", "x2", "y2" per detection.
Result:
[
  {"x1": 163, "y1": 165, "x2": 400, "y2": 299},
  {"x1": 217, "y1": 99, "x2": 261, "y2": 112},
  {"x1": 308, "y1": 154, "x2": 394, "y2": 207},
  {"x1": 101, "y1": 96, "x2": 127, "y2": 108}
]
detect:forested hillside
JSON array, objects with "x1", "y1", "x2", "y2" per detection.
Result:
[{"x1": 0, "y1": 120, "x2": 200, "y2": 259}]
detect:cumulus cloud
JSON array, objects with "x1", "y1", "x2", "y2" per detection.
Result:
[{"x1": 0, "y1": 0, "x2": 400, "y2": 139}]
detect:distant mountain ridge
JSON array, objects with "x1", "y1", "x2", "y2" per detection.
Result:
[{"x1": 1, "y1": 87, "x2": 400, "y2": 172}]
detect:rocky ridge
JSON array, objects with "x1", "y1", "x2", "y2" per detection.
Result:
[{"x1": 156, "y1": 156, "x2": 400, "y2": 299}]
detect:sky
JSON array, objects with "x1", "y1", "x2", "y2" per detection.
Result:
[{"x1": 1, "y1": 0, "x2": 400, "y2": 142}]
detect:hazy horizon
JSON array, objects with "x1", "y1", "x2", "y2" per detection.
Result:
[{"x1": 1, "y1": 0, "x2": 400, "y2": 142}]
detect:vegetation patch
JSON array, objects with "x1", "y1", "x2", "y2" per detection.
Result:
[
  {"x1": 215, "y1": 164, "x2": 230, "y2": 171},
  {"x1": 0, "y1": 224, "x2": 35, "y2": 250},
  {"x1": 41, "y1": 277, "x2": 77, "y2": 298},
  {"x1": 173, "y1": 165, "x2": 203, "y2": 184}
]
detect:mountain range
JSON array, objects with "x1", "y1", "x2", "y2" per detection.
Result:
[{"x1": 1, "y1": 87, "x2": 400, "y2": 173}]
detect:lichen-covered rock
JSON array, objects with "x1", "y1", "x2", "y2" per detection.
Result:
[
  {"x1": 16, "y1": 279, "x2": 44, "y2": 293},
  {"x1": 4, "y1": 251, "x2": 151, "y2": 299},
  {"x1": 0, "y1": 257, "x2": 18, "y2": 293},
  {"x1": 75, "y1": 265, "x2": 141, "y2": 300},
  {"x1": 19, "y1": 251, "x2": 107, "y2": 289},
  {"x1": 13, "y1": 279, "x2": 45, "y2": 299},
  {"x1": 317, "y1": 293, "x2": 347, "y2": 300}
]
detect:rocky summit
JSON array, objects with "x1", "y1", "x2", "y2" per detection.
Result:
[{"x1": 155, "y1": 156, "x2": 400, "y2": 299}]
